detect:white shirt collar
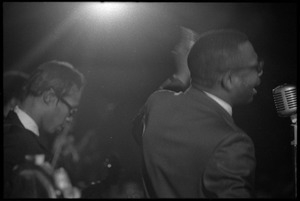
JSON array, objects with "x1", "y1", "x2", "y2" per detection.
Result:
[
  {"x1": 14, "y1": 105, "x2": 40, "y2": 136},
  {"x1": 203, "y1": 91, "x2": 232, "y2": 116}
]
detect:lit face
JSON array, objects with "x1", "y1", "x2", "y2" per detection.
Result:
[
  {"x1": 231, "y1": 41, "x2": 263, "y2": 105},
  {"x1": 43, "y1": 85, "x2": 83, "y2": 134}
]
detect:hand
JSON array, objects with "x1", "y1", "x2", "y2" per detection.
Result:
[
  {"x1": 173, "y1": 26, "x2": 200, "y2": 56},
  {"x1": 62, "y1": 186, "x2": 81, "y2": 198},
  {"x1": 172, "y1": 26, "x2": 199, "y2": 86},
  {"x1": 53, "y1": 167, "x2": 81, "y2": 198}
]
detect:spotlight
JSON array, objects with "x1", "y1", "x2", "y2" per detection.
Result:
[{"x1": 82, "y1": 2, "x2": 126, "y2": 19}]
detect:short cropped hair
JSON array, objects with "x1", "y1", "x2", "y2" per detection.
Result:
[
  {"x1": 187, "y1": 29, "x2": 249, "y2": 88},
  {"x1": 3, "y1": 71, "x2": 29, "y2": 106},
  {"x1": 23, "y1": 60, "x2": 86, "y2": 100}
]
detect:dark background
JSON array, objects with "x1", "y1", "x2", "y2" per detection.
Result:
[{"x1": 3, "y1": 2, "x2": 297, "y2": 198}]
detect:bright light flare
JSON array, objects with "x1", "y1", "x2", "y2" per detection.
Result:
[
  {"x1": 101, "y1": 2, "x2": 125, "y2": 14},
  {"x1": 82, "y1": 2, "x2": 127, "y2": 20}
]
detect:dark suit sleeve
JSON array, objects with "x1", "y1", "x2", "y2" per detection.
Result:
[
  {"x1": 4, "y1": 126, "x2": 49, "y2": 184},
  {"x1": 132, "y1": 75, "x2": 188, "y2": 146},
  {"x1": 159, "y1": 75, "x2": 189, "y2": 92},
  {"x1": 202, "y1": 133, "x2": 256, "y2": 198},
  {"x1": 132, "y1": 105, "x2": 146, "y2": 147}
]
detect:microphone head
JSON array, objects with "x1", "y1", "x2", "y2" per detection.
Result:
[{"x1": 272, "y1": 84, "x2": 297, "y2": 117}]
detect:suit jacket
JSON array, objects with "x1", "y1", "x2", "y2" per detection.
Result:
[
  {"x1": 133, "y1": 86, "x2": 256, "y2": 198},
  {"x1": 3, "y1": 111, "x2": 53, "y2": 197}
]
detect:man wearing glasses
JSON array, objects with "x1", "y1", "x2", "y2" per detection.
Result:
[
  {"x1": 133, "y1": 29, "x2": 263, "y2": 198},
  {"x1": 4, "y1": 60, "x2": 86, "y2": 198}
]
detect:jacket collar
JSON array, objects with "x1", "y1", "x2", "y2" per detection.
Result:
[
  {"x1": 14, "y1": 105, "x2": 39, "y2": 136},
  {"x1": 186, "y1": 86, "x2": 234, "y2": 125}
]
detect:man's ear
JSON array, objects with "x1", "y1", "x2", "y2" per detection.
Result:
[
  {"x1": 221, "y1": 71, "x2": 240, "y2": 92},
  {"x1": 42, "y1": 88, "x2": 57, "y2": 105}
]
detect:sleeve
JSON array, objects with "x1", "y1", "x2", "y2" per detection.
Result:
[
  {"x1": 202, "y1": 133, "x2": 256, "y2": 198},
  {"x1": 158, "y1": 74, "x2": 189, "y2": 92},
  {"x1": 133, "y1": 75, "x2": 187, "y2": 147},
  {"x1": 132, "y1": 104, "x2": 147, "y2": 147}
]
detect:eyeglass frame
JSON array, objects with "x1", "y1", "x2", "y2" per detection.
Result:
[
  {"x1": 248, "y1": 58, "x2": 264, "y2": 76},
  {"x1": 29, "y1": 87, "x2": 79, "y2": 118},
  {"x1": 231, "y1": 58, "x2": 264, "y2": 76},
  {"x1": 58, "y1": 96, "x2": 78, "y2": 117}
]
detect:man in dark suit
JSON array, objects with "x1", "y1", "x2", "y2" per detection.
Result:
[
  {"x1": 3, "y1": 60, "x2": 86, "y2": 198},
  {"x1": 133, "y1": 28, "x2": 263, "y2": 198}
]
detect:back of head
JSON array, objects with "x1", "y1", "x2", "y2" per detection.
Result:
[
  {"x1": 3, "y1": 71, "x2": 29, "y2": 116},
  {"x1": 3, "y1": 71, "x2": 29, "y2": 106},
  {"x1": 23, "y1": 60, "x2": 86, "y2": 100},
  {"x1": 187, "y1": 29, "x2": 249, "y2": 89}
]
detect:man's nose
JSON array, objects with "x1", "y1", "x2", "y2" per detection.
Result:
[{"x1": 65, "y1": 116, "x2": 74, "y2": 123}]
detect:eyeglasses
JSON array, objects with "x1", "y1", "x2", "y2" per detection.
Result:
[
  {"x1": 249, "y1": 58, "x2": 264, "y2": 76},
  {"x1": 233, "y1": 58, "x2": 264, "y2": 76},
  {"x1": 59, "y1": 97, "x2": 78, "y2": 117}
]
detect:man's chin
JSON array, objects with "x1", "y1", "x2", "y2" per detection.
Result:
[
  {"x1": 53, "y1": 126, "x2": 64, "y2": 134},
  {"x1": 237, "y1": 96, "x2": 254, "y2": 105}
]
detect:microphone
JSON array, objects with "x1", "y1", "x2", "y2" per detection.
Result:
[
  {"x1": 273, "y1": 84, "x2": 298, "y2": 199},
  {"x1": 272, "y1": 84, "x2": 297, "y2": 118}
]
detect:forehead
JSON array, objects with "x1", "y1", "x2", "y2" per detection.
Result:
[
  {"x1": 64, "y1": 85, "x2": 83, "y2": 104},
  {"x1": 237, "y1": 41, "x2": 258, "y2": 66}
]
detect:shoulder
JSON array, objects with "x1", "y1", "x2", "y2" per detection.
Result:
[
  {"x1": 4, "y1": 111, "x2": 38, "y2": 142},
  {"x1": 4, "y1": 120, "x2": 35, "y2": 142},
  {"x1": 159, "y1": 75, "x2": 189, "y2": 92},
  {"x1": 4, "y1": 118, "x2": 25, "y2": 141},
  {"x1": 4, "y1": 120, "x2": 43, "y2": 157},
  {"x1": 147, "y1": 89, "x2": 182, "y2": 103},
  {"x1": 4, "y1": 111, "x2": 24, "y2": 133}
]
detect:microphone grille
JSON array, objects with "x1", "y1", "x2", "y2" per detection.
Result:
[{"x1": 272, "y1": 84, "x2": 297, "y2": 117}]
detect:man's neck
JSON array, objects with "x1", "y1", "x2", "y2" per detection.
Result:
[
  {"x1": 19, "y1": 96, "x2": 42, "y2": 128},
  {"x1": 193, "y1": 84, "x2": 233, "y2": 106}
]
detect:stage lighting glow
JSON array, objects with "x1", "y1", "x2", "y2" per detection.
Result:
[
  {"x1": 82, "y1": 2, "x2": 126, "y2": 19},
  {"x1": 101, "y1": 2, "x2": 125, "y2": 14}
]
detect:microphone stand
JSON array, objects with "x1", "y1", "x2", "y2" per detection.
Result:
[{"x1": 290, "y1": 114, "x2": 297, "y2": 198}]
